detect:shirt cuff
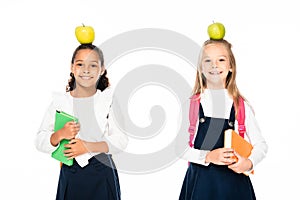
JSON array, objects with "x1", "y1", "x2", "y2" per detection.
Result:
[
  {"x1": 184, "y1": 148, "x2": 210, "y2": 166},
  {"x1": 35, "y1": 131, "x2": 58, "y2": 154}
]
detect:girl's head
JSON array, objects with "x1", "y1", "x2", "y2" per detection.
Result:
[
  {"x1": 66, "y1": 44, "x2": 109, "y2": 92},
  {"x1": 193, "y1": 39, "x2": 242, "y2": 105}
]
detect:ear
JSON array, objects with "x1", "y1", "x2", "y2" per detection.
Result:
[
  {"x1": 70, "y1": 63, "x2": 75, "y2": 73},
  {"x1": 100, "y1": 65, "x2": 106, "y2": 76}
]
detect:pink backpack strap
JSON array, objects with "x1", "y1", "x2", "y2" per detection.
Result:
[
  {"x1": 236, "y1": 97, "x2": 246, "y2": 138},
  {"x1": 188, "y1": 94, "x2": 200, "y2": 147},
  {"x1": 188, "y1": 95, "x2": 246, "y2": 146}
]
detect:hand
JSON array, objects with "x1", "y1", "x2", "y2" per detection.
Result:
[
  {"x1": 205, "y1": 148, "x2": 237, "y2": 165},
  {"x1": 58, "y1": 121, "x2": 80, "y2": 140},
  {"x1": 228, "y1": 151, "x2": 253, "y2": 173},
  {"x1": 64, "y1": 138, "x2": 88, "y2": 159}
]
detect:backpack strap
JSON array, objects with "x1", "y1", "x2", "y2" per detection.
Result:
[
  {"x1": 188, "y1": 94, "x2": 200, "y2": 147},
  {"x1": 188, "y1": 94, "x2": 246, "y2": 147},
  {"x1": 236, "y1": 97, "x2": 246, "y2": 138}
]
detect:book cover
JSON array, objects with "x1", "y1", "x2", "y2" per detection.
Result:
[
  {"x1": 51, "y1": 111, "x2": 78, "y2": 166},
  {"x1": 224, "y1": 129, "x2": 253, "y2": 158},
  {"x1": 224, "y1": 129, "x2": 254, "y2": 175}
]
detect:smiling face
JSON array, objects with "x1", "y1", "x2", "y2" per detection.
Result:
[
  {"x1": 201, "y1": 43, "x2": 231, "y2": 89},
  {"x1": 71, "y1": 49, "x2": 103, "y2": 96}
]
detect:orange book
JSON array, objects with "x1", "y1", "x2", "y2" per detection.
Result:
[
  {"x1": 224, "y1": 129, "x2": 253, "y2": 158},
  {"x1": 224, "y1": 129, "x2": 254, "y2": 175}
]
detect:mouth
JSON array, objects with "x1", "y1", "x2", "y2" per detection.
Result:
[
  {"x1": 79, "y1": 76, "x2": 93, "y2": 80},
  {"x1": 209, "y1": 71, "x2": 222, "y2": 75}
]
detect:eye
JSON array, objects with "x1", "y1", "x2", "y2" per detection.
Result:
[
  {"x1": 91, "y1": 64, "x2": 98, "y2": 68},
  {"x1": 219, "y1": 57, "x2": 226, "y2": 62},
  {"x1": 76, "y1": 63, "x2": 83, "y2": 67},
  {"x1": 204, "y1": 59, "x2": 211, "y2": 63}
]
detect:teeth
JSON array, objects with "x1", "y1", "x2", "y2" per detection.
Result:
[
  {"x1": 209, "y1": 71, "x2": 220, "y2": 75},
  {"x1": 81, "y1": 76, "x2": 91, "y2": 80}
]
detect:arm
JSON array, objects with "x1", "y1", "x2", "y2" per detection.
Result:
[
  {"x1": 178, "y1": 141, "x2": 236, "y2": 166},
  {"x1": 64, "y1": 139, "x2": 108, "y2": 159},
  {"x1": 177, "y1": 97, "x2": 248, "y2": 166},
  {"x1": 35, "y1": 102, "x2": 58, "y2": 154},
  {"x1": 63, "y1": 109, "x2": 127, "y2": 158},
  {"x1": 35, "y1": 97, "x2": 80, "y2": 154},
  {"x1": 244, "y1": 103, "x2": 268, "y2": 169},
  {"x1": 103, "y1": 99, "x2": 128, "y2": 154},
  {"x1": 229, "y1": 102, "x2": 268, "y2": 174}
]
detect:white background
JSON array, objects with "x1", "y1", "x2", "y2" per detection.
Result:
[{"x1": 0, "y1": 0, "x2": 299, "y2": 199}]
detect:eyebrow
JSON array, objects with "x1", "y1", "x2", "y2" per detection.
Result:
[
  {"x1": 74, "y1": 59, "x2": 99, "y2": 63},
  {"x1": 203, "y1": 55, "x2": 228, "y2": 59}
]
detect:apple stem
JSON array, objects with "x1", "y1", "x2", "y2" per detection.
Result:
[{"x1": 82, "y1": 23, "x2": 85, "y2": 27}]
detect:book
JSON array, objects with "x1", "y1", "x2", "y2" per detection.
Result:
[
  {"x1": 224, "y1": 129, "x2": 253, "y2": 158},
  {"x1": 51, "y1": 110, "x2": 78, "y2": 166},
  {"x1": 224, "y1": 129, "x2": 254, "y2": 175}
]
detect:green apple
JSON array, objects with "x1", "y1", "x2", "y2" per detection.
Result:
[
  {"x1": 207, "y1": 22, "x2": 225, "y2": 40},
  {"x1": 75, "y1": 24, "x2": 95, "y2": 44}
]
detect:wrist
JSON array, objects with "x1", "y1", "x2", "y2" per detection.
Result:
[
  {"x1": 246, "y1": 159, "x2": 253, "y2": 171},
  {"x1": 50, "y1": 130, "x2": 62, "y2": 147},
  {"x1": 205, "y1": 152, "x2": 211, "y2": 163},
  {"x1": 82, "y1": 141, "x2": 90, "y2": 154}
]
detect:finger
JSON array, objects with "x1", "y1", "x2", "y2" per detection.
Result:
[
  {"x1": 223, "y1": 157, "x2": 236, "y2": 165},
  {"x1": 64, "y1": 149, "x2": 72, "y2": 154},
  {"x1": 233, "y1": 150, "x2": 242, "y2": 158},
  {"x1": 72, "y1": 122, "x2": 79, "y2": 128},
  {"x1": 71, "y1": 121, "x2": 78, "y2": 126},
  {"x1": 223, "y1": 148, "x2": 234, "y2": 153},
  {"x1": 64, "y1": 153, "x2": 73, "y2": 158},
  {"x1": 228, "y1": 162, "x2": 238, "y2": 168},
  {"x1": 69, "y1": 139, "x2": 78, "y2": 144},
  {"x1": 64, "y1": 143, "x2": 72, "y2": 148},
  {"x1": 223, "y1": 152, "x2": 234, "y2": 158},
  {"x1": 66, "y1": 121, "x2": 74, "y2": 126},
  {"x1": 67, "y1": 155, "x2": 76, "y2": 159}
]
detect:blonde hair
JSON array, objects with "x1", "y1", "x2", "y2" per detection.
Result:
[{"x1": 192, "y1": 39, "x2": 244, "y2": 112}]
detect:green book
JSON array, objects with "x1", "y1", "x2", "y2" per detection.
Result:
[{"x1": 51, "y1": 110, "x2": 78, "y2": 166}]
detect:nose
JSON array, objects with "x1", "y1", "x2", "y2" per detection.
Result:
[
  {"x1": 83, "y1": 65, "x2": 90, "y2": 74},
  {"x1": 211, "y1": 60, "x2": 218, "y2": 68}
]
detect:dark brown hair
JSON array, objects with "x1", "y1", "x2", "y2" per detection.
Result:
[{"x1": 66, "y1": 44, "x2": 109, "y2": 92}]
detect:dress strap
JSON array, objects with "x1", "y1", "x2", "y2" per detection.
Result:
[
  {"x1": 228, "y1": 104, "x2": 235, "y2": 128},
  {"x1": 199, "y1": 103, "x2": 206, "y2": 123}
]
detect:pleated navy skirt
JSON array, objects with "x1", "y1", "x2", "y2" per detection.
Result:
[
  {"x1": 56, "y1": 153, "x2": 121, "y2": 200},
  {"x1": 179, "y1": 163, "x2": 256, "y2": 200}
]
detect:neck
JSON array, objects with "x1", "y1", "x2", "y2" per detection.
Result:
[
  {"x1": 70, "y1": 87, "x2": 97, "y2": 98},
  {"x1": 206, "y1": 82, "x2": 226, "y2": 90}
]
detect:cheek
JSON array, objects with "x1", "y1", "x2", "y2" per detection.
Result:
[
  {"x1": 72, "y1": 68, "x2": 81, "y2": 76},
  {"x1": 94, "y1": 69, "x2": 101, "y2": 77},
  {"x1": 72, "y1": 65, "x2": 80, "y2": 72}
]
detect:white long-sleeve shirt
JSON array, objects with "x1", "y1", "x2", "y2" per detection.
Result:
[
  {"x1": 180, "y1": 89, "x2": 268, "y2": 172},
  {"x1": 35, "y1": 87, "x2": 128, "y2": 167}
]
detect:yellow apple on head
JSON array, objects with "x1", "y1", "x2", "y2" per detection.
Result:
[
  {"x1": 207, "y1": 22, "x2": 225, "y2": 40},
  {"x1": 75, "y1": 24, "x2": 95, "y2": 44}
]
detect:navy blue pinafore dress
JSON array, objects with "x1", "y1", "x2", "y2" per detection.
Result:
[{"x1": 179, "y1": 103, "x2": 256, "y2": 200}]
